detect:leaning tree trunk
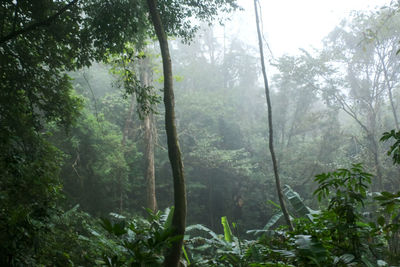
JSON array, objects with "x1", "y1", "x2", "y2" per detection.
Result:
[
  {"x1": 146, "y1": 0, "x2": 186, "y2": 266},
  {"x1": 140, "y1": 57, "x2": 158, "y2": 212},
  {"x1": 253, "y1": 0, "x2": 293, "y2": 231}
]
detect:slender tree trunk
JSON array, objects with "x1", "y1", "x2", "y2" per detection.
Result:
[
  {"x1": 253, "y1": 0, "x2": 293, "y2": 231},
  {"x1": 122, "y1": 95, "x2": 135, "y2": 146},
  {"x1": 146, "y1": 0, "x2": 186, "y2": 266},
  {"x1": 119, "y1": 177, "x2": 123, "y2": 213},
  {"x1": 120, "y1": 88, "x2": 136, "y2": 213},
  {"x1": 370, "y1": 134, "x2": 383, "y2": 191},
  {"x1": 141, "y1": 58, "x2": 157, "y2": 212},
  {"x1": 387, "y1": 87, "x2": 398, "y2": 131},
  {"x1": 144, "y1": 112, "x2": 157, "y2": 211},
  {"x1": 286, "y1": 103, "x2": 302, "y2": 148},
  {"x1": 378, "y1": 52, "x2": 399, "y2": 130},
  {"x1": 207, "y1": 174, "x2": 215, "y2": 229},
  {"x1": 368, "y1": 108, "x2": 383, "y2": 190}
]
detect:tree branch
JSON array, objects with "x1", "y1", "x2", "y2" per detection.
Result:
[{"x1": 0, "y1": 0, "x2": 79, "y2": 44}]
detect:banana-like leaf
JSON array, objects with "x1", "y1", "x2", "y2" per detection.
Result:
[
  {"x1": 284, "y1": 185, "x2": 319, "y2": 221},
  {"x1": 284, "y1": 185, "x2": 310, "y2": 217},
  {"x1": 163, "y1": 206, "x2": 174, "y2": 230},
  {"x1": 186, "y1": 224, "x2": 223, "y2": 244},
  {"x1": 264, "y1": 211, "x2": 283, "y2": 230},
  {"x1": 160, "y1": 206, "x2": 175, "y2": 240},
  {"x1": 247, "y1": 212, "x2": 283, "y2": 236},
  {"x1": 249, "y1": 186, "x2": 321, "y2": 236},
  {"x1": 221, "y1": 216, "x2": 233, "y2": 242}
]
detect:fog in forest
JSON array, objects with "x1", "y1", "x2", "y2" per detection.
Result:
[{"x1": 2, "y1": 0, "x2": 400, "y2": 265}]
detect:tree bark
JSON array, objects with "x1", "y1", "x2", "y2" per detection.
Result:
[
  {"x1": 140, "y1": 58, "x2": 157, "y2": 212},
  {"x1": 146, "y1": 0, "x2": 186, "y2": 266},
  {"x1": 253, "y1": 0, "x2": 293, "y2": 231},
  {"x1": 144, "y1": 112, "x2": 157, "y2": 212}
]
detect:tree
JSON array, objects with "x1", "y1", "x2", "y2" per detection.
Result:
[
  {"x1": 146, "y1": 1, "x2": 186, "y2": 265},
  {"x1": 270, "y1": 54, "x2": 346, "y2": 193},
  {"x1": 50, "y1": 105, "x2": 131, "y2": 215},
  {"x1": 146, "y1": 1, "x2": 240, "y2": 265},
  {"x1": 318, "y1": 9, "x2": 400, "y2": 190},
  {"x1": 140, "y1": 55, "x2": 158, "y2": 212},
  {"x1": 1, "y1": 0, "x2": 239, "y2": 263},
  {"x1": 253, "y1": 0, "x2": 293, "y2": 230},
  {"x1": 0, "y1": 1, "x2": 150, "y2": 263},
  {"x1": 0, "y1": 1, "x2": 84, "y2": 263},
  {"x1": 168, "y1": 32, "x2": 271, "y2": 231},
  {"x1": 108, "y1": 43, "x2": 161, "y2": 213}
]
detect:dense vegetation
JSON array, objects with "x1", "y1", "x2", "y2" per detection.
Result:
[{"x1": 1, "y1": 0, "x2": 400, "y2": 266}]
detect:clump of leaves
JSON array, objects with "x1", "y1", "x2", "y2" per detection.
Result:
[
  {"x1": 377, "y1": 130, "x2": 400, "y2": 264},
  {"x1": 374, "y1": 191, "x2": 400, "y2": 264},
  {"x1": 185, "y1": 216, "x2": 254, "y2": 266},
  {"x1": 381, "y1": 130, "x2": 400, "y2": 165},
  {"x1": 99, "y1": 207, "x2": 181, "y2": 266},
  {"x1": 313, "y1": 164, "x2": 381, "y2": 265},
  {"x1": 246, "y1": 164, "x2": 386, "y2": 266}
]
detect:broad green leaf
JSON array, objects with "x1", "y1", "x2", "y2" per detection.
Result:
[
  {"x1": 221, "y1": 216, "x2": 233, "y2": 242},
  {"x1": 163, "y1": 206, "x2": 175, "y2": 230},
  {"x1": 284, "y1": 185, "x2": 311, "y2": 218},
  {"x1": 264, "y1": 212, "x2": 283, "y2": 231}
]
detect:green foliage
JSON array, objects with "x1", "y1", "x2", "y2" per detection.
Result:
[
  {"x1": 284, "y1": 185, "x2": 317, "y2": 221},
  {"x1": 98, "y1": 208, "x2": 181, "y2": 266},
  {"x1": 235, "y1": 166, "x2": 390, "y2": 266},
  {"x1": 221, "y1": 216, "x2": 233, "y2": 243},
  {"x1": 0, "y1": 134, "x2": 64, "y2": 266},
  {"x1": 50, "y1": 105, "x2": 134, "y2": 215},
  {"x1": 34, "y1": 205, "x2": 121, "y2": 266},
  {"x1": 0, "y1": 0, "x2": 148, "y2": 263},
  {"x1": 381, "y1": 130, "x2": 400, "y2": 165},
  {"x1": 313, "y1": 164, "x2": 375, "y2": 263},
  {"x1": 3, "y1": 0, "x2": 400, "y2": 265},
  {"x1": 185, "y1": 220, "x2": 252, "y2": 266},
  {"x1": 108, "y1": 43, "x2": 161, "y2": 117},
  {"x1": 156, "y1": 0, "x2": 241, "y2": 42},
  {"x1": 314, "y1": 163, "x2": 371, "y2": 204},
  {"x1": 374, "y1": 190, "x2": 400, "y2": 263}
]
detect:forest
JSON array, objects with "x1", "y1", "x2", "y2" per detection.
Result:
[{"x1": 1, "y1": 0, "x2": 400, "y2": 266}]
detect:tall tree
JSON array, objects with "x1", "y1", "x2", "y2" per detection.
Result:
[
  {"x1": 140, "y1": 56, "x2": 158, "y2": 212},
  {"x1": 317, "y1": 10, "x2": 400, "y2": 190},
  {"x1": 146, "y1": 0, "x2": 186, "y2": 266},
  {"x1": 1, "y1": 0, "x2": 239, "y2": 263},
  {"x1": 253, "y1": 0, "x2": 293, "y2": 230}
]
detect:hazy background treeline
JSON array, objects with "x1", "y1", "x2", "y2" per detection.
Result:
[
  {"x1": 56, "y1": 7, "x2": 400, "y2": 230},
  {"x1": 2, "y1": 0, "x2": 400, "y2": 265}
]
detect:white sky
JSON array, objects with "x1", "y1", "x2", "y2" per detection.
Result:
[{"x1": 220, "y1": 0, "x2": 393, "y2": 57}]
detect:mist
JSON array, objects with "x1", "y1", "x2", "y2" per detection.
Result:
[{"x1": 1, "y1": 0, "x2": 400, "y2": 265}]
